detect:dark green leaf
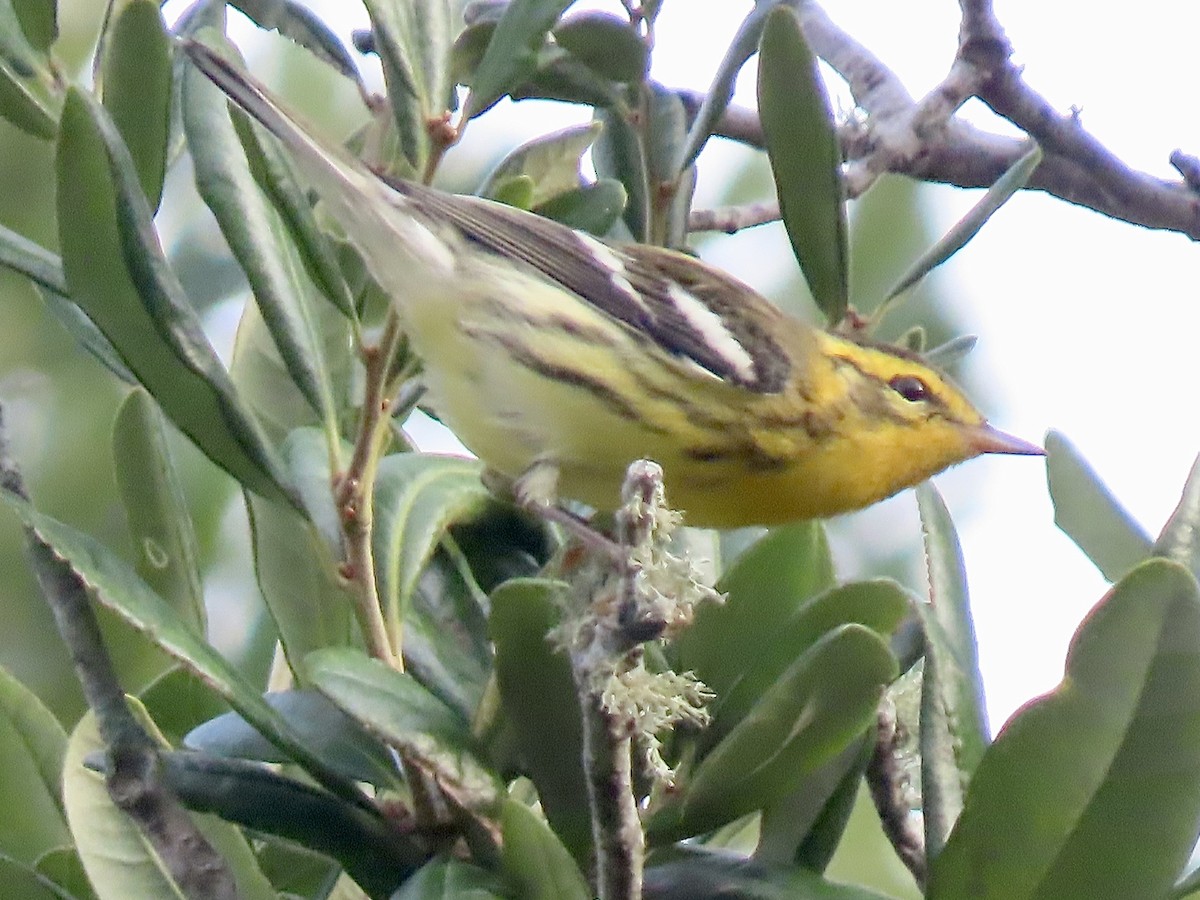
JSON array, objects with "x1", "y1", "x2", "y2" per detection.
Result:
[
  {"x1": 676, "y1": 521, "x2": 835, "y2": 707},
  {"x1": 533, "y1": 178, "x2": 627, "y2": 235},
  {"x1": 306, "y1": 647, "x2": 501, "y2": 809},
  {"x1": 100, "y1": 0, "x2": 171, "y2": 210},
  {"x1": 185, "y1": 690, "x2": 402, "y2": 790},
  {"x1": 489, "y1": 578, "x2": 591, "y2": 867},
  {"x1": 159, "y1": 750, "x2": 414, "y2": 899},
  {"x1": 56, "y1": 88, "x2": 295, "y2": 505},
  {"x1": 654, "y1": 625, "x2": 896, "y2": 840},
  {"x1": 593, "y1": 104, "x2": 649, "y2": 240},
  {"x1": 1046, "y1": 430, "x2": 1151, "y2": 581},
  {"x1": 34, "y1": 847, "x2": 94, "y2": 900},
  {"x1": 13, "y1": 0, "x2": 57, "y2": 53},
  {"x1": 0, "y1": 55, "x2": 56, "y2": 138},
  {"x1": 552, "y1": 11, "x2": 647, "y2": 84},
  {"x1": 915, "y1": 482, "x2": 988, "y2": 858},
  {"x1": 462, "y1": 0, "x2": 573, "y2": 118},
  {"x1": 757, "y1": 5, "x2": 848, "y2": 322},
  {"x1": 883, "y1": 143, "x2": 1042, "y2": 305},
  {"x1": 929, "y1": 560, "x2": 1200, "y2": 899},
  {"x1": 500, "y1": 798, "x2": 590, "y2": 900}
]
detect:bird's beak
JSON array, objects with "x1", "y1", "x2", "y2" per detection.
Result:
[{"x1": 968, "y1": 424, "x2": 1046, "y2": 457}]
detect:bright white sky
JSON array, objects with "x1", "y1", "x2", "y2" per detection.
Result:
[{"x1": 207, "y1": 0, "x2": 1200, "y2": 729}]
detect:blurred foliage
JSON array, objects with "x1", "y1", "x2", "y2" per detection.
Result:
[{"x1": 1, "y1": 2, "x2": 1199, "y2": 900}]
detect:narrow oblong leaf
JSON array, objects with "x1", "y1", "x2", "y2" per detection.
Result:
[
  {"x1": 1046, "y1": 430, "x2": 1152, "y2": 581},
  {"x1": 306, "y1": 647, "x2": 501, "y2": 808},
  {"x1": 1153, "y1": 454, "x2": 1200, "y2": 581},
  {"x1": 183, "y1": 40, "x2": 338, "y2": 430},
  {"x1": 533, "y1": 178, "x2": 627, "y2": 235},
  {"x1": 100, "y1": 0, "x2": 171, "y2": 209},
  {"x1": 884, "y1": 142, "x2": 1042, "y2": 304},
  {"x1": 112, "y1": 388, "x2": 206, "y2": 634},
  {"x1": 55, "y1": 87, "x2": 294, "y2": 506},
  {"x1": 393, "y1": 858, "x2": 506, "y2": 899},
  {"x1": 929, "y1": 560, "x2": 1200, "y2": 899},
  {"x1": 758, "y1": 5, "x2": 848, "y2": 322},
  {"x1": 915, "y1": 482, "x2": 989, "y2": 859},
  {"x1": 160, "y1": 751, "x2": 422, "y2": 897},
  {"x1": 677, "y1": 521, "x2": 835, "y2": 705},
  {"x1": 13, "y1": 0, "x2": 57, "y2": 54},
  {"x1": 230, "y1": 0, "x2": 365, "y2": 89},
  {"x1": 593, "y1": 105, "x2": 649, "y2": 239},
  {"x1": 0, "y1": 221, "x2": 65, "y2": 294},
  {"x1": 0, "y1": 55, "x2": 56, "y2": 139},
  {"x1": 489, "y1": 578, "x2": 591, "y2": 867},
  {"x1": 552, "y1": 11, "x2": 647, "y2": 84},
  {"x1": 654, "y1": 625, "x2": 896, "y2": 840},
  {"x1": 462, "y1": 0, "x2": 573, "y2": 119}
]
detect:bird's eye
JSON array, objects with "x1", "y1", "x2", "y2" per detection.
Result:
[{"x1": 889, "y1": 375, "x2": 929, "y2": 402}]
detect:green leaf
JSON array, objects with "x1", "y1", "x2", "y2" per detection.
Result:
[
  {"x1": 55, "y1": 88, "x2": 294, "y2": 506},
  {"x1": 462, "y1": 0, "x2": 573, "y2": 118},
  {"x1": 643, "y1": 81, "x2": 690, "y2": 247},
  {"x1": 1, "y1": 492, "x2": 367, "y2": 806},
  {"x1": 160, "y1": 750, "x2": 422, "y2": 898},
  {"x1": 63, "y1": 706, "x2": 277, "y2": 900},
  {"x1": 112, "y1": 389, "x2": 205, "y2": 634},
  {"x1": 363, "y1": 0, "x2": 452, "y2": 173},
  {"x1": 393, "y1": 858, "x2": 506, "y2": 899},
  {"x1": 552, "y1": 11, "x2": 647, "y2": 84},
  {"x1": 479, "y1": 121, "x2": 601, "y2": 206},
  {"x1": 0, "y1": 664, "x2": 69, "y2": 865},
  {"x1": 246, "y1": 494, "x2": 355, "y2": 670},
  {"x1": 1153, "y1": 454, "x2": 1200, "y2": 582},
  {"x1": 533, "y1": 178, "x2": 627, "y2": 235},
  {"x1": 306, "y1": 647, "x2": 501, "y2": 810},
  {"x1": 0, "y1": 54, "x2": 56, "y2": 139},
  {"x1": 676, "y1": 521, "x2": 835, "y2": 708},
  {"x1": 883, "y1": 142, "x2": 1042, "y2": 305},
  {"x1": 592, "y1": 104, "x2": 649, "y2": 239},
  {"x1": 929, "y1": 560, "x2": 1200, "y2": 899},
  {"x1": 99, "y1": 0, "x2": 171, "y2": 210},
  {"x1": 757, "y1": 5, "x2": 848, "y2": 322},
  {"x1": 645, "y1": 846, "x2": 895, "y2": 899},
  {"x1": 185, "y1": 689, "x2": 402, "y2": 790},
  {"x1": 654, "y1": 625, "x2": 896, "y2": 841},
  {"x1": 13, "y1": 0, "x2": 57, "y2": 54},
  {"x1": 230, "y1": 0, "x2": 364, "y2": 89},
  {"x1": 35, "y1": 847, "x2": 95, "y2": 900},
  {"x1": 0, "y1": 854, "x2": 88, "y2": 900},
  {"x1": 1046, "y1": 430, "x2": 1151, "y2": 581},
  {"x1": 183, "y1": 39, "x2": 339, "y2": 431},
  {"x1": 915, "y1": 483, "x2": 988, "y2": 859},
  {"x1": 701, "y1": 579, "x2": 910, "y2": 753},
  {"x1": 0, "y1": 220, "x2": 64, "y2": 294},
  {"x1": 371, "y1": 453, "x2": 493, "y2": 642},
  {"x1": 499, "y1": 798, "x2": 590, "y2": 900},
  {"x1": 489, "y1": 578, "x2": 591, "y2": 867}
]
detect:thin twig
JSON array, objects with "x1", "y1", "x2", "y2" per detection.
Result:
[
  {"x1": 866, "y1": 704, "x2": 928, "y2": 890},
  {"x1": 0, "y1": 405, "x2": 238, "y2": 900}
]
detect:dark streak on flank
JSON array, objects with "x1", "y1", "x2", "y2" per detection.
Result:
[{"x1": 683, "y1": 442, "x2": 793, "y2": 470}]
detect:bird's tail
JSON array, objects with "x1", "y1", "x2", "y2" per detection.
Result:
[{"x1": 183, "y1": 39, "x2": 456, "y2": 299}]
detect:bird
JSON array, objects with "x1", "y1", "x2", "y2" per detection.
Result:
[{"x1": 185, "y1": 40, "x2": 1043, "y2": 529}]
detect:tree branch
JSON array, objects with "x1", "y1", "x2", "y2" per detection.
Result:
[{"x1": 685, "y1": 0, "x2": 1200, "y2": 240}]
